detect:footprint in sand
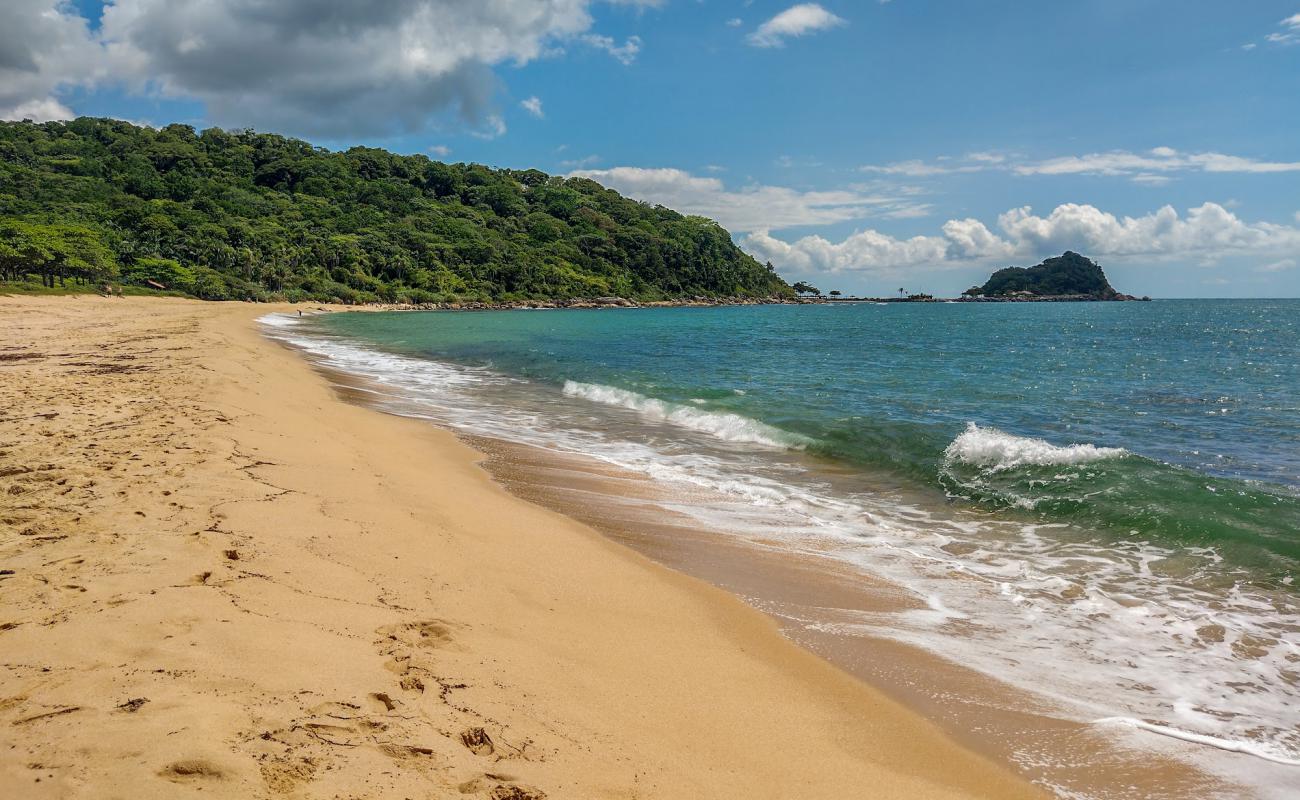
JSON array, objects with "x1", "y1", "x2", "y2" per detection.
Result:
[
  {"x1": 377, "y1": 619, "x2": 454, "y2": 649},
  {"x1": 160, "y1": 759, "x2": 224, "y2": 782},
  {"x1": 376, "y1": 619, "x2": 456, "y2": 694},
  {"x1": 460, "y1": 727, "x2": 495, "y2": 757}
]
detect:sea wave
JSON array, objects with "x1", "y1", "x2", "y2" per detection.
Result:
[
  {"x1": 256, "y1": 312, "x2": 302, "y2": 328},
  {"x1": 562, "y1": 380, "x2": 807, "y2": 450},
  {"x1": 944, "y1": 422, "x2": 1127, "y2": 471}
]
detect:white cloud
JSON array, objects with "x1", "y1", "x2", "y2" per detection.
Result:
[
  {"x1": 747, "y1": 3, "x2": 846, "y2": 48},
  {"x1": 1, "y1": 96, "x2": 75, "y2": 123},
  {"x1": 581, "y1": 33, "x2": 642, "y2": 64},
  {"x1": 470, "y1": 114, "x2": 508, "y2": 140},
  {"x1": 861, "y1": 147, "x2": 1300, "y2": 184},
  {"x1": 726, "y1": 18, "x2": 743, "y2": 28},
  {"x1": 427, "y1": 144, "x2": 451, "y2": 157},
  {"x1": 520, "y1": 96, "x2": 544, "y2": 118},
  {"x1": 0, "y1": 1, "x2": 656, "y2": 136},
  {"x1": 1130, "y1": 173, "x2": 1172, "y2": 186},
  {"x1": 740, "y1": 202, "x2": 1300, "y2": 275},
  {"x1": 0, "y1": 0, "x2": 99, "y2": 122},
  {"x1": 1015, "y1": 148, "x2": 1300, "y2": 177},
  {"x1": 568, "y1": 166, "x2": 930, "y2": 231},
  {"x1": 1265, "y1": 13, "x2": 1300, "y2": 45},
  {"x1": 861, "y1": 159, "x2": 983, "y2": 177}
]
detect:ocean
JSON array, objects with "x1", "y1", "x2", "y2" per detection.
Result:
[{"x1": 263, "y1": 300, "x2": 1300, "y2": 798}]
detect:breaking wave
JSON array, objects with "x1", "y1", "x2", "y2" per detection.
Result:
[
  {"x1": 562, "y1": 380, "x2": 809, "y2": 450},
  {"x1": 944, "y1": 422, "x2": 1127, "y2": 471}
]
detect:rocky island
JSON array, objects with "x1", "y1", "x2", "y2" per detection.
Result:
[{"x1": 961, "y1": 251, "x2": 1148, "y2": 301}]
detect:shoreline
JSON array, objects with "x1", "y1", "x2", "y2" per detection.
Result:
[
  {"x1": 0, "y1": 295, "x2": 1044, "y2": 798},
  {"x1": 302, "y1": 354, "x2": 1239, "y2": 799},
  {"x1": 271, "y1": 304, "x2": 1300, "y2": 798}
]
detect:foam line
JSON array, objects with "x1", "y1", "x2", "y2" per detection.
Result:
[{"x1": 1093, "y1": 717, "x2": 1300, "y2": 767}]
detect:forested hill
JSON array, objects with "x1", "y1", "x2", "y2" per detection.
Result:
[
  {"x1": 0, "y1": 118, "x2": 791, "y2": 303},
  {"x1": 970, "y1": 252, "x2": 1122, "y2": 298}
]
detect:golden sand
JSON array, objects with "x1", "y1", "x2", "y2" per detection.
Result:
[{"x1": 0, "y1": 296, "x2": 1041, "y2": 799}]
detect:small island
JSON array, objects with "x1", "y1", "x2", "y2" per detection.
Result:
[{"x1": 959, "y1": 251, "x2": 1149, "y2": 302}]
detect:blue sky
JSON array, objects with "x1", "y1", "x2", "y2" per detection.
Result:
[{"x1": 5, "y1": 1, "x2": 1300, "y2": 296}]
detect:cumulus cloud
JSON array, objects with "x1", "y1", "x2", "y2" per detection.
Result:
[
  {"x1": 95, "y1": 0, "x2": 606, "y2": 137},
  {"x1": 568, "y1": 166, "x2": 930, "y2": 231},
  {"x1": 3, "y1": 96, "x2": 75, "y2": 123},
  {"x1": 0, "y1": 0, "x2": 99, "y2": 121},
  {"x1": 747, "y1": 3, "x2": 845, "y2": 48},
  {"x1": 0, "y1": 0, "x2": 655, "y2": 136},
  {"x1": 740, "y1": 202, "x2": 1300, "y2": 275}
]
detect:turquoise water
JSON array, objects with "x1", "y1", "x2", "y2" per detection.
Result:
[
  {"x1": 267, "y1": 300, "x2": 1300, "y2": 787},
  {"x1": 324, "y1": 300, "x2": 1300, "y2": 576}
]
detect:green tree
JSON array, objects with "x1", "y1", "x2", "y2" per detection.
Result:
[{"x1": 0, "y1": 117, "x2": 795, "y2": 302}]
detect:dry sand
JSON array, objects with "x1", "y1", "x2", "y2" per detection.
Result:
[{"x1": 0, "y1": 295, "x2": 1043, "y2": 799}]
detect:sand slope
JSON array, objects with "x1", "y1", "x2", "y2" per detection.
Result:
[{"x1": 0, "y1": 296, "x2": 1041, "y2": 799}]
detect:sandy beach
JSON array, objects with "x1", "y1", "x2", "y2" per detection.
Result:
[{"x1": 0, "y1": 296, "x2": 1041, "y2": 799}]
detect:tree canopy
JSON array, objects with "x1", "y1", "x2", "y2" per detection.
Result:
[{"x1": 0, "y1": 118, "x2": 792, "y2": 303}]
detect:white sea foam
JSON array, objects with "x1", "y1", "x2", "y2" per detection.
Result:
[
  {"x1": 945, "y1": 422, "x2": 1126, "y2": 471},
  {"x1": 562, "y1": 380, "x2": 807, "y2": 449},
  {"x1": 1094, "y1": 718, "x2": 1300, "y2": 767},
  {"x1": 256, "y1": 312, "x2": 302, "y2": 328}
]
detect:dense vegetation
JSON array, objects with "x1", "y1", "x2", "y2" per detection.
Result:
[
  {"x1": 0, "y1": 118, "x2": 791, "y2": 303},
  {"x1": 968, "y1": 251, "x2": 1118, "y2": 298}
]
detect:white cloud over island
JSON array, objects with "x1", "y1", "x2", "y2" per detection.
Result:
[
  {"x1": 742, "y1": 202, "x2": 1300, "y2": 274},
  {"x1": 573, "y1": 165, "x2": 1300, "y2": 274}
]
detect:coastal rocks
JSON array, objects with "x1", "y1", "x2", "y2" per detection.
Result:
[{"x1": 953, "y1": 293, "x2": 1151, "y2": 302}]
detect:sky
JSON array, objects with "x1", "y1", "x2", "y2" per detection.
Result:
[{"x1": 3, "y1": 1, "x2": 1300, "y2": 297}]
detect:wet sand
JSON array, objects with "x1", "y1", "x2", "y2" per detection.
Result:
[{"x1": 475, "y1": 436, "x2": 1232, "y2": 800}]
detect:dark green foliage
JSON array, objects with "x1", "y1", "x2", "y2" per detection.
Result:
[
  {"x1": 0, "y1": 218, "x2": 116, "y2": 287},
  {"x1": 0, "y1": 118, "x2": 792, "y2": 303},
  {"x1": 979, "y1": 252, "x2": 1117, "y2": 297},
  {"x1": 792, "y1": 281, "x2": 820, "y2": 296}
]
